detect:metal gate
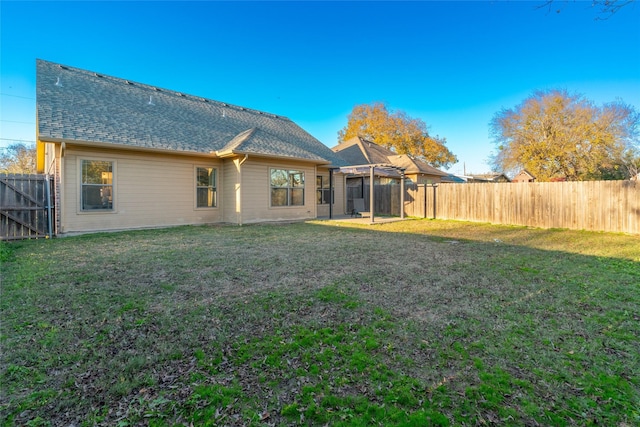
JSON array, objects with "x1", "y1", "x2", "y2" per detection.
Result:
[{"x1": 0, "y1": 174, "x2": 54, "y2": 240}]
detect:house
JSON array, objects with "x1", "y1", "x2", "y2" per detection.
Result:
[
  {"x1": 329, "y1": 136, "x2": 447, "y2": 216},
  {"x1": 36, "y1": 60, "x2": 347, "y2": 235},
  {"x1": 465, "y1": 173, "x2": 511, "y2": 183},
  {"x1": 512, "y1": 170, "x2": 536, "y2": 183},
  {"x1": 332, "y1": 136, "x2": 448, "y2": 185},
  {"x1": 441, "y1": 173, "x2": 468, "y2": 183}
]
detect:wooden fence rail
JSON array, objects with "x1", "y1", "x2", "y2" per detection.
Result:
[
  {"x1": 1, "y1": 173, "x2": 54, "y2": 240},
  {"x1": 355, "y1": 180, "x2": 639, "y2": 234}
]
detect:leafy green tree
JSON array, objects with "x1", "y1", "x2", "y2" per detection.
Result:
[
  {"x1": 338, "y1": 102, "x2": 457, "y2": 168},
  {"x1": 490, "y1": 90, "x2": 639, "y2": 181},
  {"x1": 0, "y1": 143, "x2": 37, "y2": 174}
]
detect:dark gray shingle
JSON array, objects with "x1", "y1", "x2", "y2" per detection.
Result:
[{"x1": 36, "y1": 60, "x2": 346, "y2": 166}]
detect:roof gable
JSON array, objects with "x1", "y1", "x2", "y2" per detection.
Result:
[
  {"x1": 333, "y1": 136, "x2": 446, "y2": 176},
  {"x1": 219, "y1": 128, "x2": 328, "y2": 162},
  {"x1": 36, "y1": 60, "x2": 346, "y2": 166},
  {"x1": 467, "y1": 173, "x2": 511, "y2": 182},
  {"x1": 387, "y1": 154, "x2": 448, "y2": 177},
  {"x1": 514, "y1": 169, "x2": 536, "y2": 180}
]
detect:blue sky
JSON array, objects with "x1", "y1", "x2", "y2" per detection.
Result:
[{"x1": 1, "y1": 1, "x2": 639, "y2": 174}]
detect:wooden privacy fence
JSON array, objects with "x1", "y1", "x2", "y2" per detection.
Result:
[
  {"x1": 428, "y1": 181, "x2": 639, "y2": 234},
  {"x1": 353, "y1": 181, "x2": 639, "y2": 234},
  {"x1": 1, "y1": 174, "x2": 55, "y2": 240}
]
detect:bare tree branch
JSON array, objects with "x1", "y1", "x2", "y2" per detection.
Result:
[{"x1": 536, "y1": 0, "x2": 636, "y2": 19}]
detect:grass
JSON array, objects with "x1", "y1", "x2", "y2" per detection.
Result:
[{"x1": 1, "y1": 219, "x2": 638, "y2": 426}]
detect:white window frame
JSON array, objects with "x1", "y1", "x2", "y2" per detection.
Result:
[
  {"x1": 195, "y1": 166, "x2": 218, "y2": 209},
  {"x1": 270, "y1": 168, "x2": 305, "y2": 207},
  {"x1": 78, "y1": 158, "x2": 116, "y2": 213}
]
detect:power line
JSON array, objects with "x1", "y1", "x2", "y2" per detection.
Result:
[
  {"x1": 0, "y1": 137, "x2": 36, "y2": 143},
  {"x1": 0, "y1": 93, "x2": 36, "y2": 100},
  {"x1": 0, "y1": 119, "x2": 36, "y2": 125}
]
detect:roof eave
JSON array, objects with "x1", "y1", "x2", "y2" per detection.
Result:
[
  {"x1": 213, "y1": 149, "x2": 331, "y2": 165},
  {"x1": 412, "y1": 169, "x2": 449, "y2": 177},
  {"x1": 38, "y1": 136, "x2": 217, "y2": 158}
]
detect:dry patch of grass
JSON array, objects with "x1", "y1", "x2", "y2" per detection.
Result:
[{"x1": 1, "y1": 220, "x2": 638, "y2": 426}]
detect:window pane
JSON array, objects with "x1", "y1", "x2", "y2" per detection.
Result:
[
  {"x1": 290, "y1": 172, "x2": 304, "y2": 187},
  {"x1": 81, "y1": 160, "x2": 113, "y2": 211},
  {"x1": 82, "y1": 185, "x2": 112, "y2": 210},
  {"x1": 83, "y1": 161, "x2": 112, "y2": 184},
  {"x1": 197, "y1": 188, "x2": 216, "y2": 207},
  {"x1": 291, "y1": 188, "x2": 304, "y2": 206},
  {"x1": 323, "y1": 189, "x2": 331, "y2": 204},
  {"x1": 197, "y1": 167, "x2": 215, "y2": 187},
  {"x1": 271, "y1": 169, "x2": 304, "y2": 206},
  {"x1": 316, "y1": 176, "x2": 330, "y2": 204},
  {"x1": 271, "y1": 188, "x2": 288, "y2": 206},
  {"x1": 271, "y1": 169, "x2": 288, "y2": 187}
]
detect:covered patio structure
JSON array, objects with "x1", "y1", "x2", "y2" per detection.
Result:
[{"x1": 329, "y1": 163, "x2": 406, "y2": 224}]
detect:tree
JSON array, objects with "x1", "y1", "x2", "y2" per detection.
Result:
[
  {"x1": 490, "y1": 90, "x2": 639, "y2": 181},
  {"x1": 338, "y1": 102, "x2": 457, "y2": 168},
  {"x1": 0, "y1": 143, "x2": 37, "y2": 174}
]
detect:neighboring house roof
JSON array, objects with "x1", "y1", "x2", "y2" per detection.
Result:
[
  {"x1": 512, "y1": 169, "x2": 536, "y2": 182},
  {"x1": 36, "y1": 59, "x2": 346, "y2": 166},
  {"x1": 331, "y1": 136, "x2": 447, "y2": 177},
  {"x1": 441, "y1": 173, "x2": 468, "y2": 183},
  {"x1": 387, "y1": 154, "x2": 447, "y2": 177},
  {"x1": 467, "y1": 173, "x2": 511, "y2": 183}
]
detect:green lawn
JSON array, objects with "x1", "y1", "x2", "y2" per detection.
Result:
[{"x1": 1, "y1": 219, "x2": 638, "y2": 426}]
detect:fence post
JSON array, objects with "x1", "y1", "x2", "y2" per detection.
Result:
[
  {"x1": 423, "y1": 184, "x2": 427, "y2": 218},
  {"x1": 400, "y1": 173, "x2": 405, "y2": 219},
  {"x1": 433, "y1": 184, "x2": 437, "y2": 219},
  {"x1": 370, "y1": 166, "x2": 375, "y2": 223},
  {"x1": 45, "y1": 174, "x2": 53, "y2": 238}
]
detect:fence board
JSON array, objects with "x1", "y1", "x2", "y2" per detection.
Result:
[
  {"x1": 1, "y1": 173, "x2": 54, "y2": 240},
  {"x1": 427, "y1": 180, "x2": 639, "y2": 234},
  {"x1": 353, "y1": 181, "x2": 638, "y2": 234}
]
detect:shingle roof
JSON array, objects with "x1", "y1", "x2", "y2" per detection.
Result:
[
  {"x1": 332, "y1": 136, "x2": 447, "y2": 176},
  {"x1": 36, "y1": 59, "x2": 346, "y2": 166},
  {"x1": 387, "y1": 154, "x2": 448, "y2": 177},
  {"x1": 467, "y1": 173, "x2": 511, "y2": 182}
]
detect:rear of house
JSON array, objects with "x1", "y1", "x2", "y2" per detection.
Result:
[{"x1": 36, "y1": 60, "x2": 346, "y2": 235}]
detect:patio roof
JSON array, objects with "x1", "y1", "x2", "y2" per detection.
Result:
[
  {"x1": 329, "y1": 163, "x2": 407, "y2": 223},
  {"x1": 334, "y1": 163, "x2": 406, "y2": 178}
]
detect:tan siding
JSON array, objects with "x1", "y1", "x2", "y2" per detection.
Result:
[
  {"x1": 222, "y1": 158, "x2": 240, "y2": 224},
  {"x1": 54, "y1": 146, "x2": 345, "y2": 232},
  {"x1": 43, "y1": 142, "x2": 57, "y2": 175},
  {"x1": 240, "y1": 158, "x2": 316, "y2": 223},
  {"x1": 59, "y1": 146, "x2": 222, "y2": 234},
  {"x1": 408, "y1": 173, "x2": 442, "y2": 185}
]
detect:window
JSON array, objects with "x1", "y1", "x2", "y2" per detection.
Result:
[
  {"x1": 317, "y1": 175, "x2": 331, "y2": 204},
  {"x1": 81, "y1": 160, "x2": 113, "y2": 211},
  {"x1": 271, "y1": 169, "x2": 304, "y2": 206},
  {"x1": 196, "y1": 167, "x2": 217, "y2": 208}
]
